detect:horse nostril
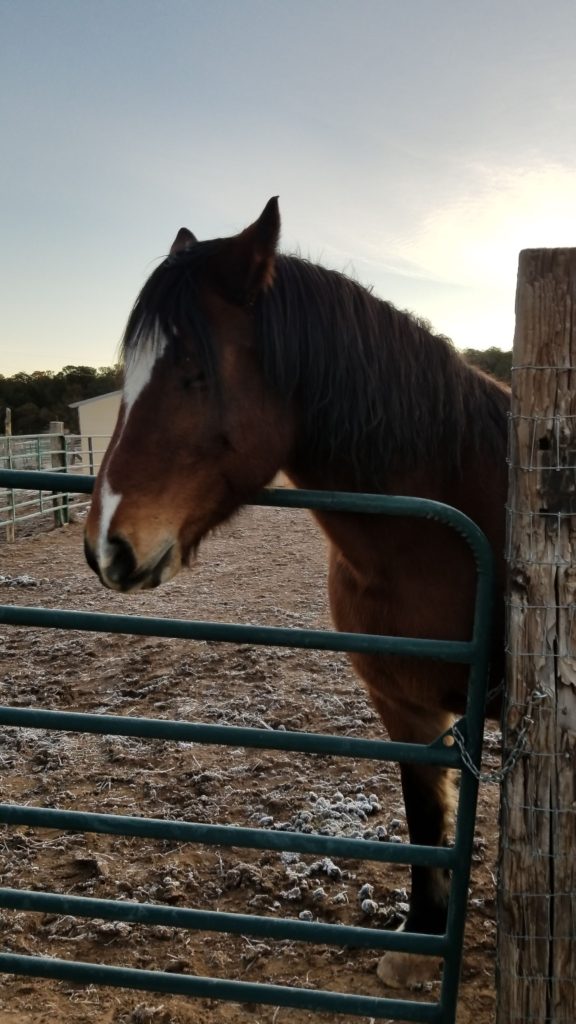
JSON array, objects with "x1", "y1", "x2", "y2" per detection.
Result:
[
  {"x1": 105, "y1": 535, "x2": 137, "y2": 587},
  {"x1": 84, "y1": 536, "x2": 100, "y2": 576}
]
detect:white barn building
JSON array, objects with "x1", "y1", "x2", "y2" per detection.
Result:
[{"x1": 69, "y1": 390, "x2": 121, "y2": 473}]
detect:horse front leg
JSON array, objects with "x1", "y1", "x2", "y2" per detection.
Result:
[
  {"x1": 399, "y1": 759, "x2": 454, "y2": 934},
  {"x1": 373, "y1": 760, "x2": 454, "y2": 988},
  {"x1": 367, "y1": 687, "x2": 456, "y2": 988}
]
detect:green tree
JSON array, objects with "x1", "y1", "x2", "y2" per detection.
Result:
[
  {"x1": 0, "y1": 364, "x2": 122, "y2": 434},
  {"x1": 463, "y1": 347, "x2": 512, "y2": 384}
]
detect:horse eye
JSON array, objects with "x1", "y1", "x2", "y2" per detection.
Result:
[{"x1": 182, "y1": 369, "x2": 207, "y2": 391}]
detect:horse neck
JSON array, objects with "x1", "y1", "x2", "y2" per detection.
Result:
[
  {"x1": 284, "y1": 452, "x2": 508, "y2": 589},
  {"x1": 260, "y1": 255, "x2": 509, "y2": 512}
]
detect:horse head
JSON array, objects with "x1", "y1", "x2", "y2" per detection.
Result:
[{"x1": 85, "y1": 199, "x2": 294, "y2": 591}]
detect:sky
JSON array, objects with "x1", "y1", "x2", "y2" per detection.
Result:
[{"x1": 2, "y1": 0, "x2": 576, "y2": 375}]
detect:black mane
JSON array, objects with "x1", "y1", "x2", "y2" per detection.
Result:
[
  {"x1": 122, "y1": 245, "x2": 510, "y2": 486},
  {"x1": 257, "y1": 256, "x2": 509, "y2": 483}
]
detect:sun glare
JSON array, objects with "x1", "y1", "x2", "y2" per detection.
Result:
[{"x1": 402, "y1": 164, "x2": 576, "y2": 290}]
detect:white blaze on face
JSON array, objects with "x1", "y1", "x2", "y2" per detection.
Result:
[
  {"x1": 123, "y1": 329, "x2": 168, "y2": 416},
  {"x1": 97, "y1": 326, "x2": 168, "y2": 564},
  {"x1": 97, "y1": 478, "x2": 122, "y2": 568}
]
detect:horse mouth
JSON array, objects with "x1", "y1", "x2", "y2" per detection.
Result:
[
  {"x1": 124, "y1": 544, "x2": 179, "y2": 592},
  {"x1": 86, "y1": 537, "x2": 181, "y2": 593}
]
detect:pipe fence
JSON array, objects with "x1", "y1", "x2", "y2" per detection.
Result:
[
  {"x1": 0, "y1": 434, "x2": 110, "y2": 539},
  {"x1": 0, "y1": 469, "x2": 495, "y2": 1022}
]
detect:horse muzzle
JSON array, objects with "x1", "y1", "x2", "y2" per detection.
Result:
[{"x1": 84, "y1": 533, "x2": 181, "y2": 592}]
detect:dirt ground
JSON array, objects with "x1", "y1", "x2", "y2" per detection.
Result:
[{"x1": 0, "y1": 505, "x2": 499, "y2": 1024}]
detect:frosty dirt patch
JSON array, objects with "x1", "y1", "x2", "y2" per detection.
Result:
[{"x1": 0, "y1": 508, "x2": 498, "y2": 1023}]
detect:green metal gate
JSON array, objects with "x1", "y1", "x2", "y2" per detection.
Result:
[{"x1": 0, "y1": 469, "x2": 495, "y2": 1022}]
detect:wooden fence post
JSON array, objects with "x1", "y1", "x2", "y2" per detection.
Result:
[
  {"x1": 498, "y1": 249, "x2": 576, "y2": 1022},
  {"x1": 4, "y1": 408, "x2": 15, "y2": 543},
  {"x1": 49, "y1": 420, "x2": 67, "y2": 527}
]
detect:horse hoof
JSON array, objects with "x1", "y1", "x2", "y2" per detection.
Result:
[{"x1": 376, "y1": 950, "x2": 441, "y2": 989}]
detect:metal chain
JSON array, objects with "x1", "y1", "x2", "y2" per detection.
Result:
[{"x1": 452, "y1": 684, "x2": 551, "y2": 785}]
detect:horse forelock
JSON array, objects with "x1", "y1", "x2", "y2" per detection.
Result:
[{"x1": 120, "y1": 242, "x2": 220, "y2": 377}]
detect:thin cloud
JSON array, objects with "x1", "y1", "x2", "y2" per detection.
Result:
[{"x1": 396, "y1": 163, "x2": 576, "y2": 290}]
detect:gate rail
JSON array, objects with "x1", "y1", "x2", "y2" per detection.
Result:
[
  {"x1": 0, "y1": 469, "x2": 494, "y2": 1023},
  {"x1": 0, "y1": 436, "x2": 109, "y2": 537}
]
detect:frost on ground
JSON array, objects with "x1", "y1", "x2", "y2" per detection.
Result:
[
  {"x1": 0, "y1": 573, "x2": 48, "y2": 587},
  {"x1": 0, "y1": 507, "x2": 499, "y2": 1024}
]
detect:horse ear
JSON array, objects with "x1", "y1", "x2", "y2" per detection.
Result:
[
  {"x1": 170, "y1": 227, "x2": 197, "y2": 255},
  {"x1": 209, "y1": 197, "x2": 281, "y2": 305}
]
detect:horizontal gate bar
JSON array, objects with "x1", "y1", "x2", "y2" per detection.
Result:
[
  {"x1": 0, "y1": 952, "x2": 441, "y2": 1021},
  {"x1": 0, "y1": 470, "x2": 95, "y2": 491},
  {"x1": 0, "y1": 604, "x2": 476, "y2": 663},
  {"x1": 0, "y1": 468, "x2": 484, "y2": 521},
  {"x1": 0, "y1": 804, "x2": 456, "y2": 868},
  {"x1": 0, "y1": 887, "x2": 448, "y2": 955},
  {"x1": 0, "y1": 469, "x2": 493, "y2": 576},
  {"x1": 0, "y1": 705, "x2": 462, "y2": 766}
]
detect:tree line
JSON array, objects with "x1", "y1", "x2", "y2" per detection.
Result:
[
  {"x1": 0, "y1": 365, "x2": 122, "y2": 435},
  {"x1": 0, "y1": 348, "x2": 512, "y2": 436},
  {"x1": 462, "y1": 346, "x2": 512, "y2": 385}
]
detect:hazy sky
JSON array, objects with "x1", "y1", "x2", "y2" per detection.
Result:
[{"x1": 2, "y1": 0, "x2": 576, "y2": 374}]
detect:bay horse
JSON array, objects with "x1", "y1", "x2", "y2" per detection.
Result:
[{"x1": 85, "y1": 199, "x2": 509, "y2": 987}]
